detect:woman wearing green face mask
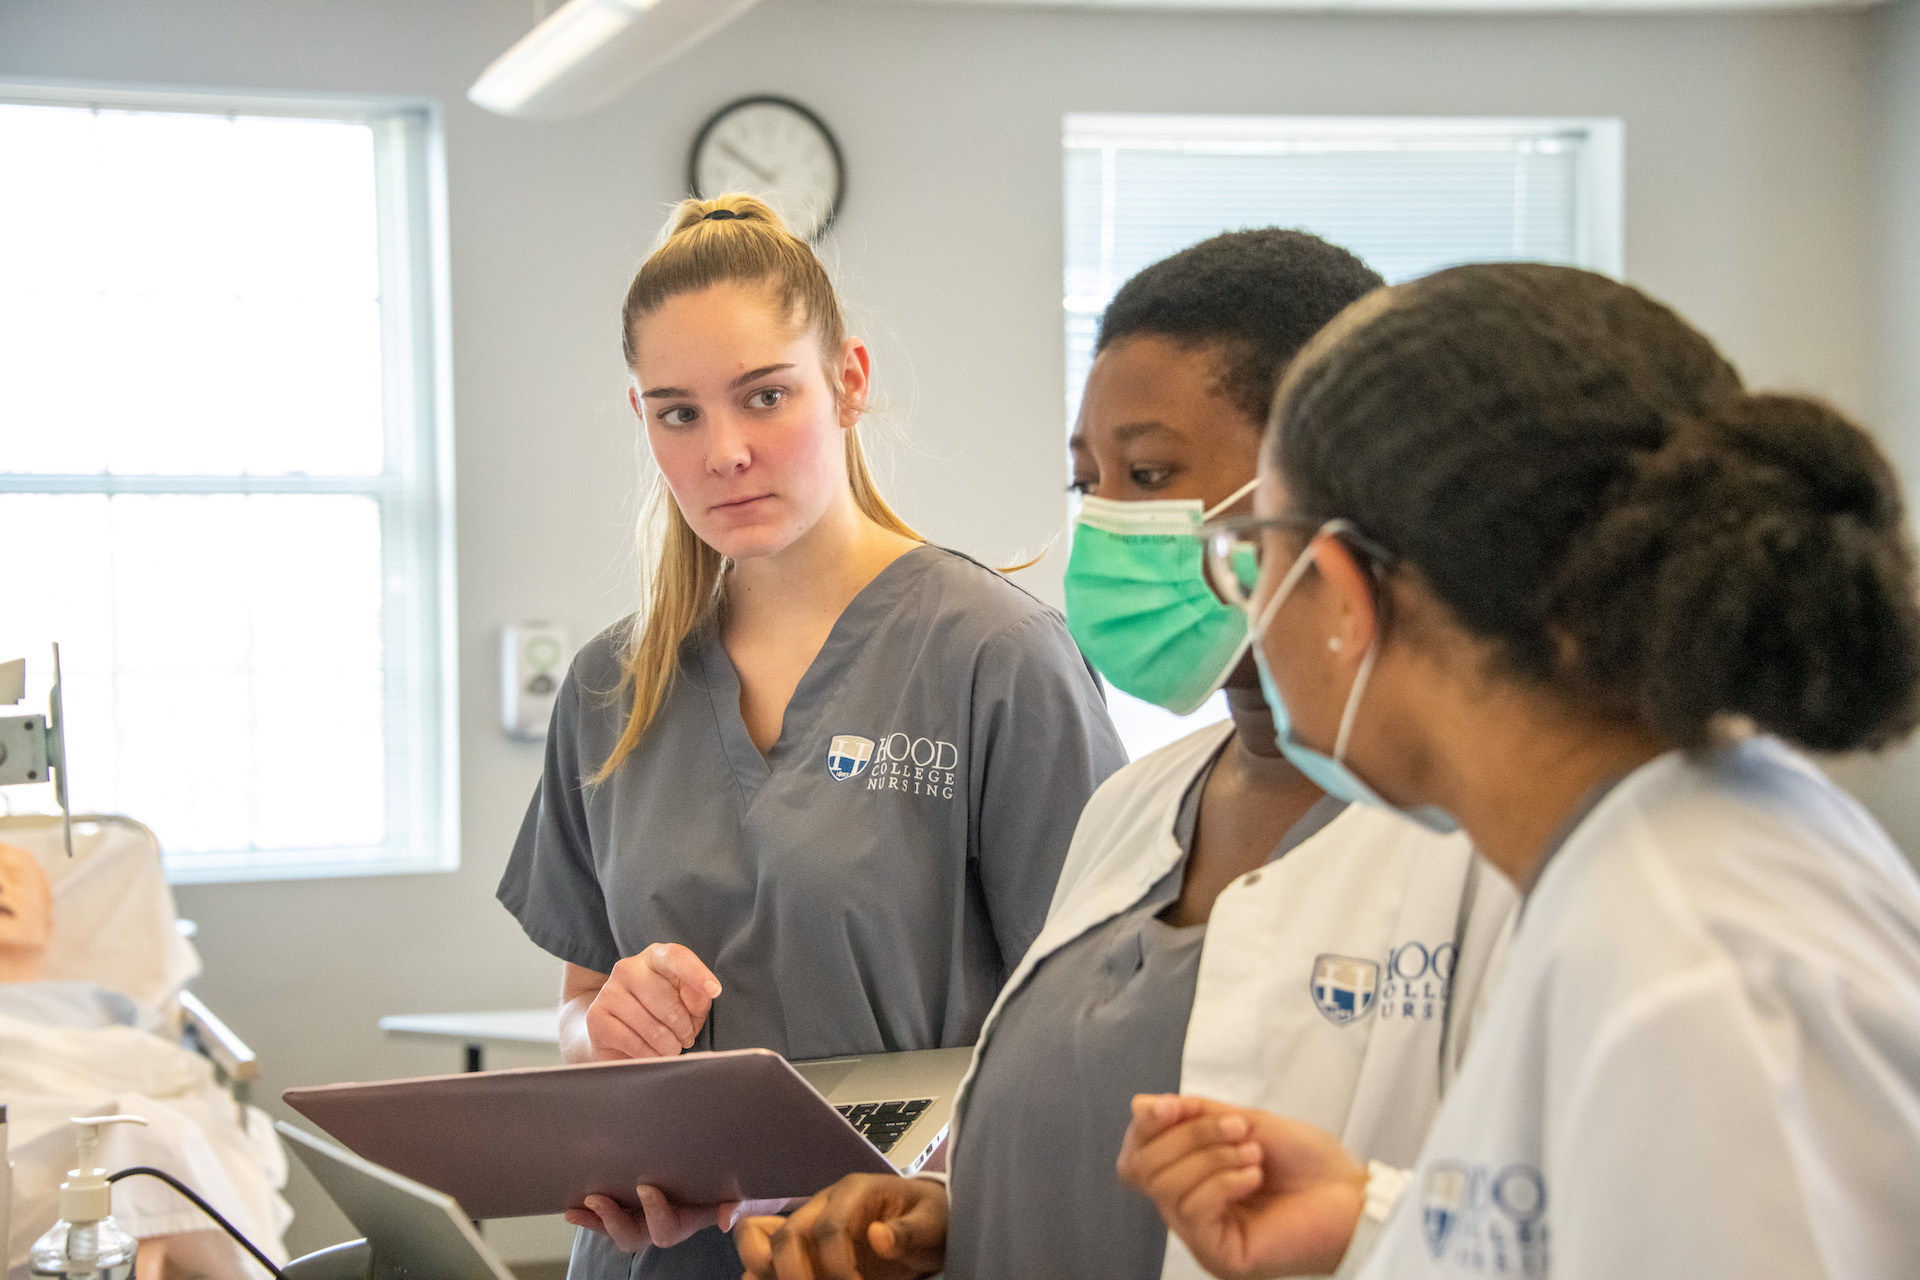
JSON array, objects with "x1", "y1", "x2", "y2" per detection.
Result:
[{"x1": 735, "y1": 231, "x2": 1516, "y2": 1280}]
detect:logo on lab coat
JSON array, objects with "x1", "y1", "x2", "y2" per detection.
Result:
[
  {"x1": 1421, "y1": 1162, "x2": 1472, "y2": 1258},
  {"x1": 1415, "y1": 1160, "x2": 1548, "y2": 1276},
  {"x1": 1309, "y1": 954, "x2": 1379, "y2": 1025},
  {"x1": 1379, "y1": 940, "x2": 1457, "y2": 1023},
  {"x1": 827, "y1": 735, "x2": 875, "y2": 780}
]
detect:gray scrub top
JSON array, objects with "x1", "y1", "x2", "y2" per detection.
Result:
[
  {"x1": 947, "y1": 748, "x2": 1345, "y2": 1280},
  {"x1": 497, "y1": 544, "x2": 1127, "y2": 1280}
]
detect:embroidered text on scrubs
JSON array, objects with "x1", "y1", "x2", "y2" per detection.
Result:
[{"x1": 864, "y1": 732, "x2": 960, "y2": 800}]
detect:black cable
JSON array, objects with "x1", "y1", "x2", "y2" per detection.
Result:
[{"x1": 105, "y1": 1167, "x2": 286, "y2": 1280}]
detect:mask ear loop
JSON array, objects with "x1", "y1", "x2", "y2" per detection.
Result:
[
  {"x1": 1249, "y1": 528, "x2": 1321, "y2": 638},
  {"x1": 1251, "y1": 518, "x2": 1377, "y2": 757},
  {"x1": 1332, "y1": 642, "x2": 1378, "y2": 761},
  {"x1": 1320, "y1": 518, "x2": 1380, "y2": 762},
  {"x1": 1201, "y1": 477, "x2": 1261, "y2": 523}
]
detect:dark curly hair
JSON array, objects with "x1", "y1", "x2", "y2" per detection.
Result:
[
  {"x1": 1272, "y1": 262, "x2": 1920, "y2": 753},
  {"x1": 1097, "y1": 228, "x2": 1384, "y2": 426}
]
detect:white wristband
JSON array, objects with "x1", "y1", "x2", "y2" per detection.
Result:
[
  {"x1": 1363, "y1": 1160, "x2": 1409, "y2": 1223},
  {"x1": 1330, "y1": 1162, "x2": 1408, "y2": 1280}
]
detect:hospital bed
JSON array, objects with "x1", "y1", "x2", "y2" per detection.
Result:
[
  {"x1": 0, "y1": 813, "x2": 259, "y2": 1105},
  {"x1": 1, "y1": 813, "x2": 290, "y2": 1280}
]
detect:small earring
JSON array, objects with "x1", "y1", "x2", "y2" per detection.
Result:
[{"x1": 1328, "y1": 637, "x2": 1344, "y2": 652}]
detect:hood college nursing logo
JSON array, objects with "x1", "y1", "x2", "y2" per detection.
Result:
[
  {"x1": 1421, "y1": 1163, "x2": 1471, "y2": 1260},
  {"x1": 1309, "y1": 954, "x2": 1380, "y2": 1025},
  {"x1": 827, "y1": 735, "x2": 875, "y2": 781}
]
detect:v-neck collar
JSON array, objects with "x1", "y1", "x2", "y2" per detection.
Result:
[{"x1": 698, "y1": 544, "x2": 941, "y2": 804}]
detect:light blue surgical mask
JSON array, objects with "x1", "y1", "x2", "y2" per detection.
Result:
[
  {"x1": 1248, "y1": 519, "x2": 1458, "y2": 834},
  {"x1": 1064, "y1": 479, "x2": 1259, "y2": 716}
]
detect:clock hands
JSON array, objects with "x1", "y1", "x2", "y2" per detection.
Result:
[
  {"x1": 692, "y1": 97, "x2": 840, "y2": 241},
  {"x1": 718, "y1": 139, "x2": 778, "y2": 186}
]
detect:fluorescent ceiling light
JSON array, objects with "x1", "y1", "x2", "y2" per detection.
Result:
[
  {"x1": 469, "y1": 0, "x2": 763, "y2": 120},
  {"x1": 894, "y1": 0, "x2": 1876, "y2": 8}
]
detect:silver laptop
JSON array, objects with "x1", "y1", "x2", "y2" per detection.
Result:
[
  {"x1": 279, "y1": 1122, "x2": 515, "y2": 1280},
  {"x1": 790, "y1": 1045, "x2": 970, "y2": 1177},
  {"x1": 283, "y1": 1045, "x2": 971, "y2": 1218}
]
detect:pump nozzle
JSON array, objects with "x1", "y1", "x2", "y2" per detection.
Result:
[
  {"x1": 61, "y1": 1115, "x2": 147, "y2": 1224},
  {"x1": 31, "y1": 1115, "x2": 146, "y2": 1280}
]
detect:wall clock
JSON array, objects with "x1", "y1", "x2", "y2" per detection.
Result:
[{"x1": 689, "y1": 96, "x2": 844, "y2": 241}]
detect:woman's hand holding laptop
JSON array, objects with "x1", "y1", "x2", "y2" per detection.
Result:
[
  {"x1": 566, "y1": 1187, "x2": 795, "y2": 1251},
  {"x1": 558, "y1": 941, "x2": 741, "y2": 1249}
]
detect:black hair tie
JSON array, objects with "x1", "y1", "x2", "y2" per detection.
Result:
[{"x1": 703, "y1": 208, "x2": 744, "y2": 221}]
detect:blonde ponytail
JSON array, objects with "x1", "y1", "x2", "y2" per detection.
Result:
[{"x1": 593, "y1": 194, "x2": 919, "y2": 782}]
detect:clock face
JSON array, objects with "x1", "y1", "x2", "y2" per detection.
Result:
[{"x1": 690, "y1": 97, "x2": 844, "y2": 241}]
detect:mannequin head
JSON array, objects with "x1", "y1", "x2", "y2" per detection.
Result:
[{"x1": 0, "y1": 842, "x2": 52, "y2": 982}]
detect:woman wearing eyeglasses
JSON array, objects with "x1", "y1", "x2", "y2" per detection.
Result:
[
  {"x1": 1117, "y1": 264, "x2": 1920, "y2": 1280},
  {"x1": 734, "y1": 230, "x2": 1514, "y2": 1280}
]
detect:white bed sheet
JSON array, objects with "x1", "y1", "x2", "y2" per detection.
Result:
[
  {"x1": 1, "y1": 986, "x2": 291, "y2": 1280},
  {"x1": 0, "y1": 814, "x2": 200, "y2": 1025}
]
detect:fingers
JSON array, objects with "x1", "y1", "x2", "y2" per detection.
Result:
[
  {"x1": 585, "y1": 978, "x2": 685, "y2": 1059},
  {"x1": 798, "y1": 1202, "x2": 863, "y2": 1280},
  {"x1": 763, "y1": 1192, "x2": 848, "y2": 1280},
  {"x1": 626, "y1": 949, "x2": 701, "y2": 1050},
  {"x1": 637, "y1": 943, "x2": 719, "y2": 1043},
  {"x1": 1119, "y1": 1104, "x2": 1372, "y2": 1280},
  {"x1": 1136, "y1": 1137, "x2": 1265, "y2": 1214},
  {"x1": 574, "y1": 1195, "x2": 650, "y2": 1254},
  {"x1": 646, "y1": 941, "x2": 723, "y2": 1004},
  {"x1": 866, "y1": 1179, "x2": 950, "y2": 1270},
  {"x1": 1239, "y1": 1112, "x2": 1370, "y2": 1192},
  {"x1": 1123, "y1": 1093, "x2": 1213, "y2": 1149},
  {"x1": 590, "y1": 944, "x2": 719, "y2": 1059},
  {"x1": 1173, "y1": 1162, "x2": 1266, "y2": 1230},
  {"x1": 747, "y1": 1173, "x2": 945, "y2": 1280},
  {"x1": 724, "y1": 1198, "x2": 802, "y2": 1232},
  {"x1": 734, "y1": 1216, "x2": 785, "y2": 1280},
  {"x1": 1118, "y1": 1098, "x2": 1250, "y2": 1191},
  {"x1": 635, "y1": 1184, "x2": 717, "y2": 1249}
]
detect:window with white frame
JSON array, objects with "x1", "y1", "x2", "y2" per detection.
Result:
[
  {"x1": 1064, "y1": 114, "x2": 1622, "y2": 758},
  {"x1": 0, "y1": 86, "x2": 456, "y2": 882}
]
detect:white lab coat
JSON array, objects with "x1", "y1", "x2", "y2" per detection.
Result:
[
  {"x1": 1356, "y1": 739, "x2": 1920, "y2": 1280},
  {"x1": 946, "y1": 721, "x2": 1515, "y2": 1280}
]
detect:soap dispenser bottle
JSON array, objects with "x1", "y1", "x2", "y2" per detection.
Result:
[{"x1": 29, "y1": 1115, "x2": 147, "y2": 1280}]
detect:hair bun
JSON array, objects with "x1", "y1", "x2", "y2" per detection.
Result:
[
  {"x1": 666, "y1": 193, "x2": 783, "y2": 241},
  {"x1": 1706, "y1": 394, "x2": 1904, "y2": 529},
  {"x1": 1268, "y1": 262, "x2": 1920, "y2": 755},
  {"x1": 1551, "y1": 392, "x2": 1920, "y2": 752}
]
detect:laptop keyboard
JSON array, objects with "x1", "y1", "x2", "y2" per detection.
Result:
[{"x1": 834, "y1": 1098, "x2": 933, "y2": 1153}]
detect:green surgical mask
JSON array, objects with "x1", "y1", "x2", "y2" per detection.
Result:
[{"x1": 1064, "y1": 480, "x2": 1259, "y2": 715}]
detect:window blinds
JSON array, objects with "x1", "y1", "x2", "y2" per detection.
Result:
[{"x1": 1064, "y1": 116, "x2": 1620, "y2": 420}]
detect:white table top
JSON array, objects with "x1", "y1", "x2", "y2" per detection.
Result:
[{"x1": 377, "y1": 1008, "x2": 561, "y2": 1045}]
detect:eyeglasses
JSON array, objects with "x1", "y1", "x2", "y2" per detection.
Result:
[{"x1": 1198, "y1": 514, "x2": 1394, "y2": 609}]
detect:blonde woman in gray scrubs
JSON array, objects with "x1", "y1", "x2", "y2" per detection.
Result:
[{"x1": 496, "y1": 195, "x2": 1127, "y2": 1280}]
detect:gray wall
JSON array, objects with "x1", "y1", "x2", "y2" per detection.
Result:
[
  {"x1": 0, "y1": 0, "x2": 1905, "y2": 1258},
  {"x1": 1838, "y1": 0, "x2": 1920, "y2": 855},
  {"x1": 1872, "y1": 0, "x2": 1920, "y2": 485}
]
